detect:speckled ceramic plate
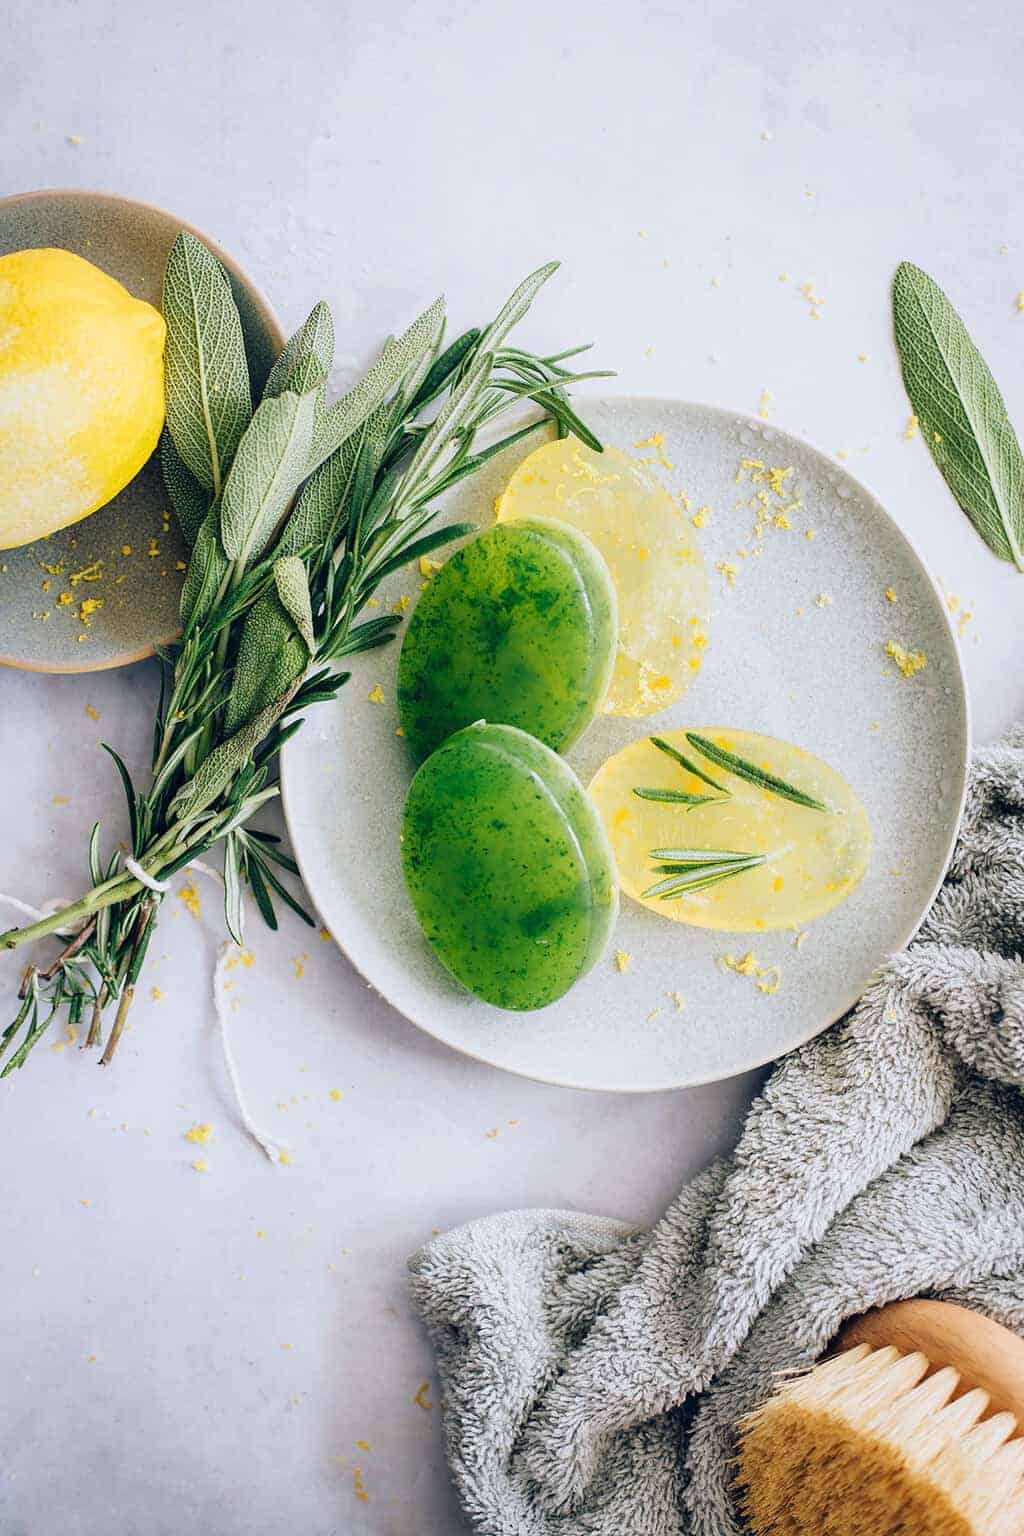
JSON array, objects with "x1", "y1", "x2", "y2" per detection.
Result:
[
  {"x1": 281, "y1": 397, "x2": 970, "y2": 1091},
  {"x1": 0, "y1": 189, "x2": 284, "y2": 673}
]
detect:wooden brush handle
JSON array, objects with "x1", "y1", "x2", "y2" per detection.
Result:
[{"x1": 833, "y1": 1299, "x2": 1024, "y2": 1424}]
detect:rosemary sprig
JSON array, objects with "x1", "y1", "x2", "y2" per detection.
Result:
[
  {"x1": 0, "y1": 239, "x2": 608, "y2": 1075},
  {"x1": 649, "y1": 735, "x2": 726, "y2": 792},
  {"x1": 632, "y1": 788, "x2": 726, "y2": 808},
  {"x1": 684, "y1": 733, "x2": 830, "y2": 812},
  {"x1": 642, "y1": 848, "x2": 768, "y2": 900}
]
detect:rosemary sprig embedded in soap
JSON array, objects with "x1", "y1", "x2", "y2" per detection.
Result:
[
  {"x1": 642, "y1": 847, "x2": 767, "y2": 900},
  {"x1": 649, "y1": 735, "x2": 726, "y2": 792},
  {"x1": 685, "y1": 733, "x2": 830, "y2": 812},
  {"x1": 632, "y1": 788, "x2": 725, "y2": 808},
  {"x1": 633, "y1": 734, "x2": 729, "y2": 809}
]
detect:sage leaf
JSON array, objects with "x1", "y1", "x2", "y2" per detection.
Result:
[
  {"x1": 263, "y1": 301, "x2": 334, "y2": 400},
  {"x1": 170, "y1": 687, "x2": 298, "y2": 823},
  {"x1": 223, "y1": 590, "x2": 309, "y2": 734},
  {"x1": 307, "y1": 295, "x2": 445, "y2": 474},
  {"x1": 277, "y1": 399, "x2": 390, "y2": 557},
  {"x1": 474, "y1": 262, "x2": 559, "y2": 360},
  {"x1": 219, "y1": 386, "x2": 320, "y2": 566},
  {"x1": 180, "y1": 502, "x2": 227, "y2": 627},
  {"x1": 892, "y1": 261, "x2": 1024, "y2": 570},
  {"x1": 162, "y1": 230, "x2": 253, "y2": 496},
  {"x1": 160, "y1": 431, "x2": 209, "y2": 547},
  {"x1": 223, "y1": 831, "x2": 244, "y2": 944},
  {"x1": 273, "y1": 556, "x2": 315, "y2": 653}
]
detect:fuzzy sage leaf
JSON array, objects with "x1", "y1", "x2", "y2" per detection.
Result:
[
  {"x1": 162, "y1": 230, "x2": 252, "y2": 496},
  {"x1": 170, "y1": 688, "x2": 298, "y2": 823},
  {"x1": 308, "y1": 295, "x2": 445, "y2": 474},
  {"x1": 263, "y1": 301, "x2": 334, "y2": 401},
  {"x1": 160, "y1": 431, "x2": 209, "y2": 547},
  {"x1": 219, "y1": 386, "x2": 320, "y2": 567},
  {"x1": 892, "y1": 261, "x2": 1024, "y2": 571}
]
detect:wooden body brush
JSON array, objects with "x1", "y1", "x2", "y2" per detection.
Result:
[{"x1": 737, "y1": 1299, "x2": 1024, "y2": 1536}]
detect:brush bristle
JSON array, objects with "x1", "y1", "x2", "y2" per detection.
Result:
[{"x1": 736, "y1": 1343, "x2": 1024, "y2": 1536}]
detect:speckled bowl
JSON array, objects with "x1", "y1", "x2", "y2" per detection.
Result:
[{"x1": 0, "y1": 189, "x2": 285, "y2": 673}]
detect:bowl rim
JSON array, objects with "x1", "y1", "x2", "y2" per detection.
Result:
[{"x1": 0, "y1": 187, "x2": 287, "y2": 674}]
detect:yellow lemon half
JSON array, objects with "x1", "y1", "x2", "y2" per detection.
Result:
[
  {"x1": 497, "y1": 438, "x2": 709, "y2": 717},
  {"x1": 589, "y1": 727, "x2": 871, "y2": 931},
  {"x1": 0, "y1": 248, "x2": 166, "y2": 550}
]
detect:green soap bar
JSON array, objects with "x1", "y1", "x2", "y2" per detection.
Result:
[
  {"x1": 402, "y1": 722, "x2": 619, "y2": 1010},
  {"x1": 397, "y1": 517, "x2": 617, "y2": 762}
]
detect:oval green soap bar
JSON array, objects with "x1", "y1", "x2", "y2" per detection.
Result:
[
  {"x1": 397, "y1": 517, "x2": 618, "y2": 762},
  {"x1": 402, "y1": 722, "x2": 619, "y2": 1010}
]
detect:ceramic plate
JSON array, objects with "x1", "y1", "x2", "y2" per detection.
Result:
[
  {"x1": 0, "y1": 189, "x2": 284, "y2": 673},
  {"x1": 281, "y1": 397, "x2": 969, "y2": 1091}
]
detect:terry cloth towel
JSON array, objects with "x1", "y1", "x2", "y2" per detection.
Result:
[{"x1": 409, "y1": 727, "x2": 1024, "y2": 1536}]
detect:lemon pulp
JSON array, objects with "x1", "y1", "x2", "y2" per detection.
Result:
[
  {"x1": 589, "y1": 727, "x2": 871, "y2": 931},
  {"x1": 497, "y1": 438, "x2": 709, "y2": 717}
]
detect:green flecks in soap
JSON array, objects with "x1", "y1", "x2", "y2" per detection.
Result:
[
  {"x1": 402, "y1": 723, "x2": 618, "y2": 1010},
  {"x1": 397, "y1": 519, "x2": 617, "y2": 763}
]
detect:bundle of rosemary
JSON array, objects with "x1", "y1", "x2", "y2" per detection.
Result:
[{"x1": 0, "y1": 236, "x2": 607, "y2": 1075}]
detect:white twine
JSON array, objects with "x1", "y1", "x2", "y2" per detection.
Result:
[
  {"x1": 1, "y1": 864, "x2": 289, "y2": 1167},
  {"x1": 0, "y1": 892, "x2": 82, "y2": 933},
  {"x1": 124, "y1": 858, "x2": 171, "y2": 894},
  {"x1": 185, "y1": 861, "x2": 290, "y2": 1166}
]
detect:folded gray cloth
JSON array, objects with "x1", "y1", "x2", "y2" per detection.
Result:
[{"x1": 409, "y1": 726, "x2": 1024, "y2": 1535}]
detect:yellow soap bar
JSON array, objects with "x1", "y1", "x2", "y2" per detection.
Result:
[
  {"x1": 497, "y1": 439, "x2": 709, "y2": 718},
  {"x1": 589, "y1": 727, "x2": 871, "y2": 931}
]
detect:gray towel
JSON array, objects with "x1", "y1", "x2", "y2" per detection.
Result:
[{"x1": 409, "y1": 726, "x2": 1024, "y2": 1535}]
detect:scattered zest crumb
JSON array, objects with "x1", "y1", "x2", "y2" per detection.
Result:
[
  {"x1": 814, "y1": 592, "x2": 832, "y2": 609},
  {"x1": 645, "y1": 1007, "x2": 662, "y2": 1023},
  {"x1": 758, "y1": 389, "x2": 772, "y2": 420},
  {"x1": 84, "y1": 704, "x2": 100, "y2": 721},
  {"x1": 715, "y1": 560, "x2": 738, "y2": 587},
  {"x1": 292, "y1": 954, "x2": 307, "y2": 980},
  {"x1": 150, "y1": 986, "x2": 163, "y2": 1001},
  {"x1": 633, "y1": 431, "x2": 673, "y2": 470},
  {"x1": 721, "y1": 950, "x2": 782, "y2": 996},
  {"x1": 185, "y1": 1123, "x2": 212, "y2": 1145},
  {"x1": 904, "y1": 414, "x2": 919, "y2": 440},
  {"x1": 668, "y1": 990, "x2": 686, "y2": 1011},
  {"x1": 413, "y1": 1381, "x2": 433, "y2": 1411},
  {"x1": 484, "y1": 1127, "x2": 499, "y2": 1140},
  {"x1": 885, "y1": 586, "x2": 898, "y2": 603},
  {"x1": 330, "y1": 1089, "x2": 342, "y2": 1102},
  {"x1": 353, "y1": 1468, "x2": 368, "y2": 1504},
  {"x1": 368, "y1": 684, "x2": 385, "y2": 704},
  {"x1": 614, "y1": 949, "x2": 632, "y2": 974},
  {"x1": 191, "y1": 1158, "x2": 209, "y2": 1174},
  {"x1": 691, "y1": 506, "x2": 709, "y2": 529},
  {"x1": 178, "y1": 878, "x2": 201, "y2": 919},
  {"x1": 884, "y1": 639, "x2": 927, "y2": 679}
]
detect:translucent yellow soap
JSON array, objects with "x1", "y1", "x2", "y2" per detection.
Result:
[
  {"x1": 589, "y1": 727, "x2": 871, "y2": 931},
  {"x1": 497, "y1": 439, "x2": 709, "y2": 717}
]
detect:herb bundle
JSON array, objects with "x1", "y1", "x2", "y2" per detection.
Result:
[{"x1": 0, "y1": 237, "x2": 608, "y2": 1075}]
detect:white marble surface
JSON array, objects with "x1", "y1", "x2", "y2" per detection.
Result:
[{"x1": 2, "y1": 2, "x2": 1022, "y2": 1532}]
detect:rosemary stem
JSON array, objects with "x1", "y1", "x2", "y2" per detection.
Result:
[
  {"x1": 85, "y1": 983, "x2": 108, "y2": 1050},
  {"x1": 100, "y1": 902, "x2": 157, "y2": 1066}
]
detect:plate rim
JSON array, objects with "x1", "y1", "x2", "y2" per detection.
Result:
[
  {"x1": 0, "y1": 186, "x2": 287, "y2": 675},
  {"x1": 281, "y1": 392, "x2": 972, "y2": 1092}
]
